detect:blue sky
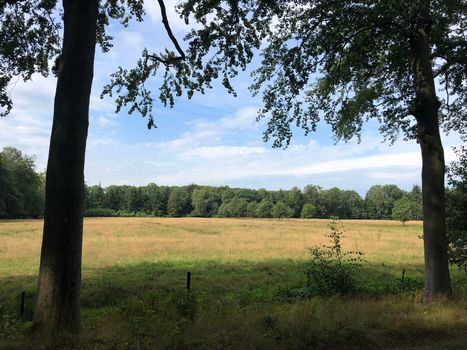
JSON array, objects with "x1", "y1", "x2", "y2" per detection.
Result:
[{"x1": 0, "y1": 1, "x2": 462, "y2": 195}]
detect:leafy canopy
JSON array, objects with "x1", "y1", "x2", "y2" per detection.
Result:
[
  {"x1": 2, "y1": 1, "x2": 465, "y2": 148},
  {"x1": 0, "y1": 0, "x2": 146, "y2": 116},
  {"x1": 103, "y1": 0, "x2": 466, "y2": 146}
]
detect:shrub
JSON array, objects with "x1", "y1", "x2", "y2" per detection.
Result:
[
  {"x1": 446, "y1": 146, "x2": 467, "y2": 272},
  {"x1": 116, "y1": 210, "x2": 137, "y2": 217},
  {"x1": 84, "y1": 208, "x2": 119, "y2": 217},
  {"x1": 305, "y1": 221, "x2": 364, "y2": 296}
]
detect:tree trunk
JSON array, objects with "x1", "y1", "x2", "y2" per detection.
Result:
[
  {"x1": 409, "y1": 0, "x2": 452, "y2": 302},
  {"x1": 33, "y1": 0, "x2": 98, "y2": 335}
]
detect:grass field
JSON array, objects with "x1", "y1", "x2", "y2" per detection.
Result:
[{"x1": 0, "y1": 218, "x2": 466, "y2": 349}]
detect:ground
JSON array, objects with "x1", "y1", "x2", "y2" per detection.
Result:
[{"x1": 0, "y1": 218, "x2": 466, "y2": 349}]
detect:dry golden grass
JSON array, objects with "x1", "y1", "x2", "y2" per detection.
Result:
[
  {"x1": 2, "y1": 218, "x2": 466, "y2": 350},
  {"x1": 0, "y1": 217, "x2": 423, "y2": 277}
]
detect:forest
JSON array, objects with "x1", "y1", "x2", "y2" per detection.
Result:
[
  {"x1": 0, "y1": 146, "x2": 423, "y2": 221},
  {"x1": 84, "y1": 181, "x2": 423, "y2": 221}
]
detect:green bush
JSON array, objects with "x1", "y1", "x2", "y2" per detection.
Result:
[
  {"x1": 116, "y1": 210, "x2": 133, "y2": 217},
  {"x1": 305, "y1": 221, "x2": 364, "y2": 296},
  {"x1": 84, "y1": 208, "x2": 119, "y2": 217},
  {"x1": 446, "y1": 146, "x2": 467, "y2": 272}
]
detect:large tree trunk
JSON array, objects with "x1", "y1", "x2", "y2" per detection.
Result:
[
  {"x1": 33, "y1": 0, "x2": 98, "y2": 335},
  {"x1": 410, "y1": 0, "x2": 452, "y2": 302}
]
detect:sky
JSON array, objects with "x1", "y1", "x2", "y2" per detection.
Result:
[{"x1": 0, "y1": 1, "x2": 462, "y2": 196}]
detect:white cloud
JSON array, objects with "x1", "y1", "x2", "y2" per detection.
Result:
[
  {"x1": 8, "y1": 75, "x2": 55, "y2": 115},
  {"x1": 186, "y1": 106, "x2": 261, "y2": 141},
  {"x1": 118, "y1": 30, "x2": 144, "y2": 50},
  {"x1": 95, "y1": 115, "x2": 117, "y2": 128},
  {"x1": 368, "y1": 169, "x2": 420, "y2": 180},
  {"x1": 219, "y1": 107, "x2": 260, "y2": 130},
  {"x1": 143, "y1": 0, "x2": 188, "y2": 33},
  {"x1": 279, "y1": 152, "x2": 421, "y2": 177},
  {"x1": 0, "y1": 112, "x2": 51, "y2": 171},
  {"x1": 182, "y1": 146, "x2": 266, "y2": 160}
]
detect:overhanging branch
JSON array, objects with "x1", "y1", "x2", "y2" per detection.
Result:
[{"x1": 150, "y1": 0, "x2": 185, "y2": 65}]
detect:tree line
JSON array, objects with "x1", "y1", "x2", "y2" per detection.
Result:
[
  {"x1": 0, "y1": 147, "x2": 428, "y2": 222},
  {"x1": 0, "y1": 147, "x2": 423, "y2": 222},
  {"x1": 0, "y1": 147, "x2": 44, "y2": 219},
  {"x1": 84, "y1": 181, "x2": 424, "y2": 222}
]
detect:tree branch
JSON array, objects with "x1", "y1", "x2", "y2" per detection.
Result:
[{"x1": 157, "y1": 0, "x2": 185, "y2": 60}]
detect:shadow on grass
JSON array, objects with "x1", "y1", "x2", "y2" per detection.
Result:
[{"x1": 0, "y1": 260, "x2": 466, "y2": 349}]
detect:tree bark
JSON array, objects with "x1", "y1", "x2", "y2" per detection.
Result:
[
  {"x1": 410, "y1": 0, "x2": 452, "y2": 302},
  {"x1": 33, "y1": 0, "x2": 98, "y2": 335}
]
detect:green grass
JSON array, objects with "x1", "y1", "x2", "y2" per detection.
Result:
[{"x1": 0, "y1": 218, "x2": 466, "y2": 349}]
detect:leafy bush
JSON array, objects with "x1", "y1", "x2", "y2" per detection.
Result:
[
  {"x1": 446, "y1": 146, "x2": 467, "y2": 272},
  {"x1": 0, "y1": 303, "x2": 23, "y2": 341},
  {"x1": 84, "y1": 208, "x2": 119, "y2": 217},
  {"x1": 116, "y1": 210, "x2": 137, "y2": 217},
  {"x1": 305, "y1": 221, "x2": 364, "y2": 296},
  {"x1": 0, "y1": 314, "x2": 21, "y2": 340}
]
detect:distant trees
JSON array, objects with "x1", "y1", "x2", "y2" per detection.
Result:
[
  {"x1": 366, "y1": 185, "x2": 404, "y2": 219},
  {"x1": 0, "y1": 147, "x2": 44, "y2": 218},
  {"x1": 218, "y1": 197, "x2": 248, "y2": 217},
  {"x1": 407, "y1": 185, "x2": 423, "y2": 220},
  {"x1": 0, "y1": 146, "x2": 426, "y2": 222},
  {"x1": 191, "y1": 187, "x2": 220, "y2": 217},
  {"x1": 246, "y1": 201, "x2": 258, "y2": 218},
  {"x1": 272, "y1": 201, "x2": 293, "y2": 219},
  {"x1": 145, "y1": 184, "x2": 169, "y2": 216},
  {"x1": 167, "y1": 187, "x2": 191, "y2": 217},
  {"x1": 392, "y1": 185, "x2": 423, "y2": 224},
  {"x1": 80, "y1": 181, "x2": 424, "y2": 221},
  {"x1": 286, "y1": 187, "x2": 304, "y2": 218},
  {"x1": 392, "y1": 196, "x2": 417, "y2": 225},
  {"x1": 301, "y1": 204, "x2": 316, "y2": 219},
  {"x1": 254, "y1": 199, "x2": 273, "y2": 218}
]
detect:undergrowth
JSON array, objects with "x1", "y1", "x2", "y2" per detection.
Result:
[{"x1": 305, "y1": 220, "x2": 364, "y2": 296}]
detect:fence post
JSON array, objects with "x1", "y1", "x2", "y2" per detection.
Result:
[
  {"x1": 186, "y1": 271, "x2": 191, "y2": 291},
  {"x1": 19, "y1": 291, "x2": 25, "y2": 320}
]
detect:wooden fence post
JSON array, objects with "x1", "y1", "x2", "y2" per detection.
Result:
[
  {"x1": 19, "y1": 291, "x2": 25, "y2": 320},
  {"x1": 187, "y1": 271, "x2": 191, "y2": 291}
]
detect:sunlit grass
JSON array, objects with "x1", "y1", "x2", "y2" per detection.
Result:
[
  {"x1": 0, "y1": 217, "x2": 426, "y2": 274},
  {"x1": 0, "y1": 218, "x2": 465, "y2": 349}
]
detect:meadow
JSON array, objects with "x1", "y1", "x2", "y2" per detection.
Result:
[{"x1": 0, "y1": 218, "x2": 466, "y2": 349}]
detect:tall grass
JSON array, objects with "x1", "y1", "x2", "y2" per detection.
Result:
[{"x1": 0, "y1": 218, "x2": 465, "y2": 349}]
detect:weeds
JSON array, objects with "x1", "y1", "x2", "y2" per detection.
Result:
[
  {"x1": 305, "y1": 220, "x2": 365, "y2": 296},
  {"x1": 0, "y1": 306, "x2": 22, "y2": 341}
]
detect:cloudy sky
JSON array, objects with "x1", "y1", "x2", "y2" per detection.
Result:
[{"x1": 0, "y1": 1, "x2": 462, "y2": 195}]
